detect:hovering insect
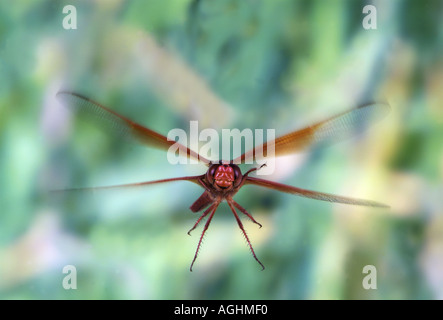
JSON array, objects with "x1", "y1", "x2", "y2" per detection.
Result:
[{"x1": 57, "y1": 91, "x2": 389, "y2": 271}]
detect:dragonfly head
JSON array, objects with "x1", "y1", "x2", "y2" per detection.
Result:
[{"x1": 207, "y1": 161, "x2": 242, "y2": 189}]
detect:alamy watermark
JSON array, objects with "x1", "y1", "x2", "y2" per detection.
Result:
[
  {"x1": 362, "y1": 5, "x2": 377, "y2": 30},
  {"x1": 167, "y1": 121, "x2": 276, "y2": 175},
  {"x1": 62, "y1": 5, "x2": 77, "y2": 30},
  {"x1": 362, "y1": 265, "x2": 377, "y2": 290},
  {"x1": 63, "y1": 4, "x2": 378, "y2": 31},
  {"x1": 62, "y1": 265, "x2": 77, "y2": 290},
  {"x1": 61, "y1": 263, "x2": 378, "y2": 291}
]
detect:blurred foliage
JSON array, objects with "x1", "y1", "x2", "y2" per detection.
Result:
[{"x1": 0, "y1": 0, "x2": 442, "y2": 300}]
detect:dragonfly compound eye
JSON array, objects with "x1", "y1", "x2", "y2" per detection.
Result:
[{"x1": 233, "y1": 165, "x2": 243, "y2": 187}]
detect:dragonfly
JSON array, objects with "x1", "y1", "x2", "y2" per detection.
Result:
[{"x1": 57, "y1": 91, "x2": 390, "y2": 271}]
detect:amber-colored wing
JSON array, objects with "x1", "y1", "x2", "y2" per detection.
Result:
[
  {"x1": 57, "y1": 91, "x2": 210, "y2": 164},
  {"x1": 233, "y1": 102, "x2": 390, "y2": 164},
  {"x1": 245, "y1": 177, "x2": 389, "y2": 208}
]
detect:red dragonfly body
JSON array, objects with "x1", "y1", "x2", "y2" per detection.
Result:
[{"x1": 57, "y1": 91, "x2": 390, "y2": 271}]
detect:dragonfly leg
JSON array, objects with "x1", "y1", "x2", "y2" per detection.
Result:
[
  {"x1": 227, "y1": 200, "x2": 265, "y2": 270},
  {"x1": 189, "y1": 201, "x2": 220, "y2": 271},
  {"x1": 230, "y1": 199, "x2": 262, "y2": 228},
  {"x1": 187, "y1": 203, "x2": 215, "y2": 235}
]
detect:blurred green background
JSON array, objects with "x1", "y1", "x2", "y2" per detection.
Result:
[{"x1": 1, "y1": 0, "x2": 442, "y2": 299}]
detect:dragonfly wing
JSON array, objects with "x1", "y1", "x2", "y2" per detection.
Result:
[
  {"x1": 57, "y1": 91, "x2": 210, "y2": 164},
  {"x1": 52, "y1": 175, "x2": 204, "y2": 193},
  {"x1": 234, "y1": 102, "x2": 390, "y2": 163},
  {"x1": 245, "y1": 177, "x2": 389, "y2": 208}
]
